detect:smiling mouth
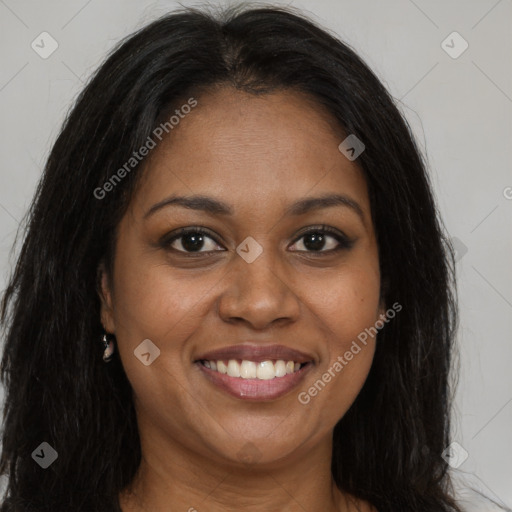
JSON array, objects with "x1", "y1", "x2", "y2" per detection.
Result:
[
  {"x1": 199, "y1": 359, "x2": 308, "y2": 379},
  {"x1": 195, "y1": 359, "x2": 314, "y2": 401}
]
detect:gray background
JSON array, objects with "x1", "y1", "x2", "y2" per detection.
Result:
[{"x1": 0, "y1": 0, "x2": 510, "y2": 508}]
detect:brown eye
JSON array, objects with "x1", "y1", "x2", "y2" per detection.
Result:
[
  {"x1": 161, "y1": 227, "x2": 224, "y2": 254},
  {"x1": 289, "y1": 226, "x2": 354, "y2": 254}
]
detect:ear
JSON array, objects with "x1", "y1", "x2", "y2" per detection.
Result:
[{"x1": 97, "y1": 261, "x2": 116, "y2": 334}]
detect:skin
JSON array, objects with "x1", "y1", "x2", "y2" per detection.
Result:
[{"x1": 99, "y1": 86, "x2": 383, "y2": 512}]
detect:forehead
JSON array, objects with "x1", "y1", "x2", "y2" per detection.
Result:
[{"x1": 132, "y1": 87, "x2": 370, "y2": 219}]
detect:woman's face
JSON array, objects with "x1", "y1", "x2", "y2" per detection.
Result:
[{"x1": 100, "y1": 87, "x2": 385, "y2": 466}]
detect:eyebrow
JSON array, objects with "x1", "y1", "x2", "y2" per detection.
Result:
[{"x1": 144, "y1": 193, "x2": 365, "y2": 222}]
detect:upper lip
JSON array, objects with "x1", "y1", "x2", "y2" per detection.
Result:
[{"x1": 195, "y1": 343, "x2": 314, "y2": 364}]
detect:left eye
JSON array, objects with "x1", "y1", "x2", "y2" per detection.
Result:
[{"x1": 289, "y1": 228, "x2": 352, "y2": 253}]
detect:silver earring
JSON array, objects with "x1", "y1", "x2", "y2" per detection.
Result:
[{"x1": 101, "y1": 333, "x2": 115, "y2": 362}]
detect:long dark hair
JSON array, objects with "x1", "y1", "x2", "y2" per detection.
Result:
[{"x1": 0, "y1": 4, "x2": 460, "y2": 511}]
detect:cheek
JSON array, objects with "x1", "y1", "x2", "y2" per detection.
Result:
[
  {"x1": 298, "y1": 259, "x2": 380, "y2": 417},
  {"x1": 109, "y1": 255, "x2": 216, "y2": 426},
  {"x1": 109, "y1": 250, "x2": 230, "y2": 408},
  {"x1": 310, "y1": 256, "x2": 381, "y2": 350},
  {"x1": 111, "y1": 253, "x2": 215, "y2": 342}
]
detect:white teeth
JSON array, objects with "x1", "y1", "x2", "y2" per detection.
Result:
[
  {"x1": 274, "y1": 360, "x2": 286, "y2": 377},
  {"x1": 240, "y1": 360, "x2": 257, "y2": 379},
  {"x1": 227, "y1": 359, "x2": 241, "y2": 377},
  {"x1": 202, "y1": 358, "x2": 305, "y2": 379},
  {"x1": 256, "y1": 360, "x2": 275, "y2": 380}
]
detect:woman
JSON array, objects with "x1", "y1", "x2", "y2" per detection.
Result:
[{"x1": 0, "y1": 4, "x2": 463, "y2": 511}]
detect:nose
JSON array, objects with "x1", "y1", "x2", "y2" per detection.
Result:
[{"x1": 217, "y1": 251, "x2": 301, "y2": 330}]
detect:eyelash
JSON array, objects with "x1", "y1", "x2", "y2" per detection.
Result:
[{"x1": 160, "y1": 225, "x2": 354, "y2": 257}]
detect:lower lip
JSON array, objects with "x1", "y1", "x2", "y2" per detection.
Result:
[{"x1": 195, "y1": 362, "x2": 313, "y2": 401}]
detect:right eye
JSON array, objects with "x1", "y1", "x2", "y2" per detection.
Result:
[{"x1": 161, "y1": 227, "x2": 225, "y2": 255}]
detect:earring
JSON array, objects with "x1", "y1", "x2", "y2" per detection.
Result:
[{"x1": 101, "y1": 333, "x2": 115, "y2": 362}]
